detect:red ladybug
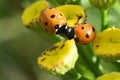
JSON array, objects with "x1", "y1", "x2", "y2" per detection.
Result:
[
  {"x1": 40, "y1": 8, "x2": 67, "y2": 34},
  {"x1": 74, "y1": 24, "x2": 96, "y2": 44}
]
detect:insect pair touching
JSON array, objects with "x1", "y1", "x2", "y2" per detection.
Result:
[{"x1": 39, "y1": 8, "x2": 96, "y2": 45}]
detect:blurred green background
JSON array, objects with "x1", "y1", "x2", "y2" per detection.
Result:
[{"x1": 0, "y1": 0, "x2": 120, "y2": 80}]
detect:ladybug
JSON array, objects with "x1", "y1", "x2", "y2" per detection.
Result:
[
  {"x1": 40, "y1": 8, "x2": 67, "y2": 34},
  {"x1": 64, "y1": 24, "x2": 96, "y2": 45},
  {"x1": 74, "y1": 24, "x2": 96, "y2": 44}
]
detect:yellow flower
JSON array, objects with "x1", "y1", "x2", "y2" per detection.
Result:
[
  {"x1": 97, "y1": 72, "x2": 120, "y2": 80},
  {"x1": 92, "y1": 26, "x2": 120, "y2": 62},
  {"x1": 21, "y1": 0, "x2": 50, "y2": 26},
  {"x1": 38, "y1": 39, "x2": 78, "y2": 75},
  {"x1": 56, "y1": 5, "x2": 86, "y2": 27},
  {"x1": 21, "y1": 2, "x2": 86, "y2": 33},
  {"x1": 89, "y1": 0, "x2": 116, "y2": 10}
]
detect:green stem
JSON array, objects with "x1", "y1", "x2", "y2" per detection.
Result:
[
  {"x1": 43, "y1": 32, "x2": 64, "y2": 42},
  {"x1": 100, "y1": 9, "x2": 108, "y2": 31},
  {"x1": 40, "y1": 27, "x2": 64, "y2": 42},
  {"x1": 112, "y1": 62, "x2": 120, "y2": 71},
  {"x1": 34, "y1": 23, "x2": 64, "y2": 42},
  {"x1": 77, "y1": 45, "x2": 102, "y2": 77},
  {"x1": 85, "y1": 44, "x2": 101, "y2": 69},
  {"x1": 62, "y1": 69, "x2": 81, "y2": 80},
  {"x1": 76, "y1": 57, "x2": 95, "y2": 80}
]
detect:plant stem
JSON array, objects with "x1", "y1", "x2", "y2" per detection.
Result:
[
  {"x1": 62, "y1": 69, "x2": 81, "y2": 80},
  {"x1": 41, "y1": 28, "x2": 63, "y2": 42},
  {"x1": 75, "y1": 57, "x2": 95, "y2": 80},
  {"x1": 35, "y1": 23, "x2": 63, "y2": 42},
  {"x1": 78, "y1": 46, "x2": 102, "y2": 77},
  {"x1": 100, "y1": 9, "x2": 108, "y2": 31},
  {"x1": 77, "y1": 45, "x2": 102, "y2": 77},
  {"x1": 112, "y1": 62, "x2": 120, "y2": 71}
]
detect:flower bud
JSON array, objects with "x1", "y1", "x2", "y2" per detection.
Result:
[{"x1": 89, "y1": 0, "x2": 116, "y2": 10}]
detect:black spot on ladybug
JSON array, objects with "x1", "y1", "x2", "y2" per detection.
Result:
[
  {"x1": 41, "y1": 58, "x2": 46, "y2": 62},
  {"x1": 81, "y1": 26, "x2": 84, "y2": 30},
  {"x1": 85, "y1": 33, "x2": 89, "y2": 38},
  {"x1": 55, "y1": 24, "x2": 59, "y2": 29},
  {"x1": 50, "y1": 14, "x2": 55, "y2": 18},
  {"x1": 74, "y1": 37, "x2": 79, "y2": 42},
  {"x1": 92, "y1": 27, "x2": 95, "y2": 32},
  {"x1": 45, "y1": 22, "x2": 48, "y2": 26}
]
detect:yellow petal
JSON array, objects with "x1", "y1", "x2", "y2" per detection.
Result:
[
  {"x1": 97, "y1": 72, "x2": 120, "y2": 80},
  {"x1": 56, "y1": 5, "x2": 86, "y2": 27},
  {"x1": 92, "y1": 26, "x2": 120, "y2": 62},
  {"x1": 21, "y1": 0, "x2": 50, "y2": 26},
  {"x1": 38, "y1": 39, "x2": 78, "y2": 75}
]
